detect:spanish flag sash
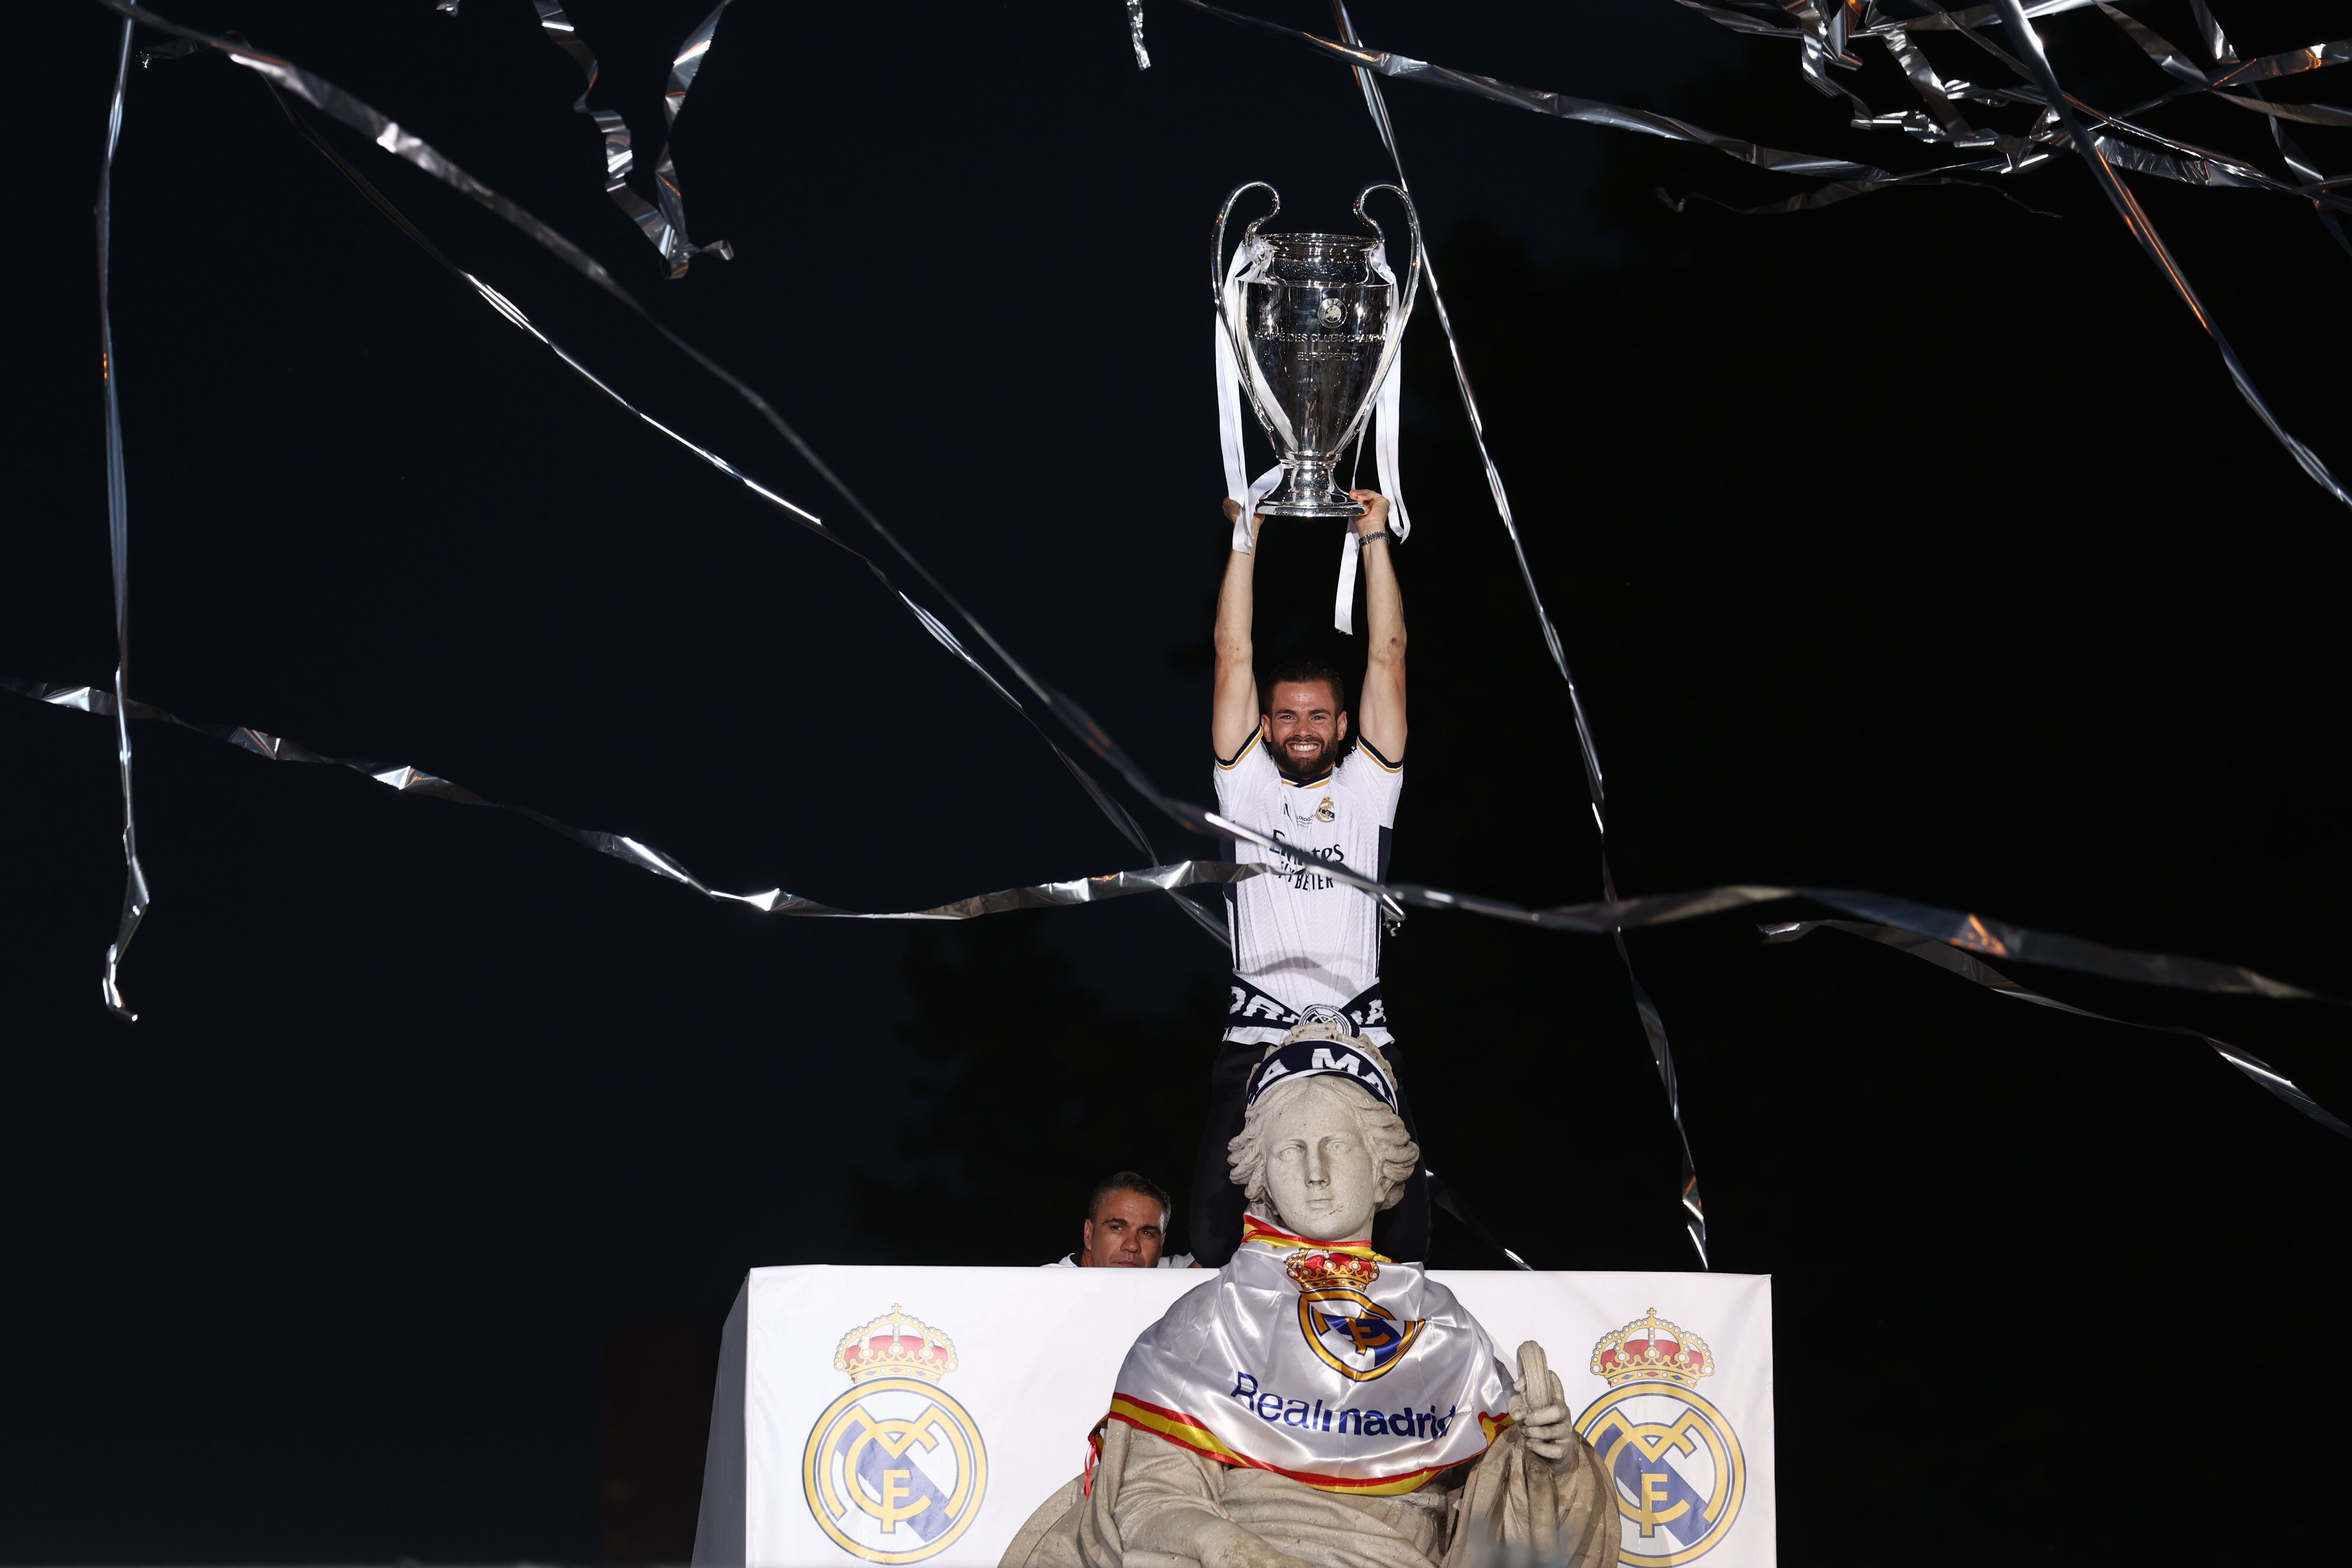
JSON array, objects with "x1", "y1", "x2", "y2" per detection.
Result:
[{"x1": 1102, "y1": 1216, "x2": 1514, "y2": 1495}]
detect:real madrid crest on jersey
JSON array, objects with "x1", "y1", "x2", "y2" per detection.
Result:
[
  {"x1": 1285, "y1": 1249, "x2": 1424, "y2": 1381},
  {"x1": 1315, "y1": 795, "x2": 1337, "y2": 822},
  {"x1": 801, "y1": 1305, "x2": 988, "y2": 1564},
  {"x1": 1577, "y1": 1309, "x2": 1746, "y2": 1566}
]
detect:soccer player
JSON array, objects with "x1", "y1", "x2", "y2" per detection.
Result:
[{"x1": 1191, "y1": 489, "x2": 1427, "y2": 1265}]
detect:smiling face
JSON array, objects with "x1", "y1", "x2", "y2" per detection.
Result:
[
  {"x1": 1260, "y1": 1079, "x2": 1383, "y2": 1242},
  {"x1": 1264, "y1": 678, "x2": 1348, "y2": 782}
]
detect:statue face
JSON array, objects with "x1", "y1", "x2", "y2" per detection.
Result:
[{"x1": 1261, "y1": 1079, "x2": 1382, "y2": 1241}]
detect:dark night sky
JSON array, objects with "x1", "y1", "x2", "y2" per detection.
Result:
[{"x1": 6, "y1": 2, "x2": 2350, "y2": 1562}]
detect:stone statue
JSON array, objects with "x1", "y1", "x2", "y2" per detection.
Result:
[{"x1": 1002, "y1": 1025, "x2": 1616, "y2": 1568}]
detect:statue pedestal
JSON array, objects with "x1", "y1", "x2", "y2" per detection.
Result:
[{"x1": 692, "y1": 1265, "x2": 1775, "y2": 1568}]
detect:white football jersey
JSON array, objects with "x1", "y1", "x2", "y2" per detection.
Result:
[{"x1": 1213, "y1": 727, "x2": 1403, "y2": 1018}]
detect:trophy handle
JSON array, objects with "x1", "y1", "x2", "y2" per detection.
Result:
[
  {"x1": 1213, "y1": 181, "x2": 1289, "y2": 469},
  {"x1": 1212, "y1": 181, "x2": 1279, "y2": 381},
  {"x1": 1211, "y1": 181, "x2": 1280, "y2": 307},
  {"x1": 1353, "y1": 182, "x2": 1423, "y2": 327}
]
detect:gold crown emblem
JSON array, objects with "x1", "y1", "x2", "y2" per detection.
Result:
[
  {"x1": 1590, "y1": 1308, "x2": 1714, "y2": 1387},
  {"x1": 1285, "y1": 1249, "x2": 1382, "y2": 1293},
  {"x1": 832, "y1": 1304, "x2": 959, "y2": 1384}
]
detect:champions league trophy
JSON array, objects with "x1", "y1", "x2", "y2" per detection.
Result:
[{"x1": 1214, "y1": 182, "x2": 1423, "y2": 519}]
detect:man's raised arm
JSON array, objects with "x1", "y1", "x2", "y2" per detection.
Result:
[
  {"x1": 1212, "y1": 501, "x2": 1263, "y2": 761},
  {"x1": 1351, "y1": 492, "x2": 1406, "y2": 762}
]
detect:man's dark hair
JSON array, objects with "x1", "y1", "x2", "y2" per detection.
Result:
[
  {"x1": 1262, "y1": 656, "x2": 1348, "y2": 713},
  {"x1": 1088, "y1": 1170, "x2": 1172, "y2": 1224}
]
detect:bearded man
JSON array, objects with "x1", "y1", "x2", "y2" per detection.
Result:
[
  {"x1": 1002, "y1": 1025, "x2": 1615, "y2": 1568},
  {"x1": 1197, "y1": 491, "x2": 1426, "y2": 1268}
]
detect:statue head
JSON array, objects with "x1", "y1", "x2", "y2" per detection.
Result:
[{"x1": 1226, "y1": 1025, "x2": 1419, "y2": 1243}]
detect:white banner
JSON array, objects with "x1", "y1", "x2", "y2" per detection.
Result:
[{"x1": 694, "y1": 1265, "x2": 1773, "y2": 1568}]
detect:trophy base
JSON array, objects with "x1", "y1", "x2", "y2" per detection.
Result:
[{"x1": 1254, "y1": 461, "x2": 1366, "y2": 518}]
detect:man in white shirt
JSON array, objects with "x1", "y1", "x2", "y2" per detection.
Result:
[
  {"x1": 1043, "y1": 1171, "x2": 1197, "y2": 1268},
  {"x1": 1190, "y1": 489, "x2": 1426, "y2": 1265}
]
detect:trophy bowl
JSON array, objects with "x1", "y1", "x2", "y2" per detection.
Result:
[{"x1": 1214, "y1": 182, "x2": 1422, "y2": 518}]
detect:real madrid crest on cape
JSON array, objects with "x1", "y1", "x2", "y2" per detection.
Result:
[{"x1": 1103, "y1": 1217, "x2": 1514, "y2": 1494}]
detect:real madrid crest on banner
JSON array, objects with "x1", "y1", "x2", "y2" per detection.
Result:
[
  {"x1": 1578, "y1": 1309, "x2": 1747, "y2": 1566},
  {"x1": 801, "y1": 1305, "x2": 988, "y2": 1564},
  {"x1": 1284, "y1": 1249, "x2": 1423, "y2": 1381}
]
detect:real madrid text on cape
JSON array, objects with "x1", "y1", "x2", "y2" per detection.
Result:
[{"x1": 1102, "y1": 1216, "x2": 1514, "y2": 1494}]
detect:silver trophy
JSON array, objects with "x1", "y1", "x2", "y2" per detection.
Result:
[{"x1": 1213, "y1": 182, "x2": 1422, "y2": 518}]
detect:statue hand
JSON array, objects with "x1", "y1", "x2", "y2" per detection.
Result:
[{"x1": 1510, "y1": 1341, "x2": 1574, "y2": 1465}]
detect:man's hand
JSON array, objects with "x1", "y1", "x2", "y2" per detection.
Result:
[
  {"x1": 1350, "y1": 491, "x2": 1390, "y2": 538},
  {"x1": 1510, "y1": 1341, "x2": 1577, "y2": 1465},
  {"x1": 1221, "y1": 498, "x2": 1264, "y2": 551}
]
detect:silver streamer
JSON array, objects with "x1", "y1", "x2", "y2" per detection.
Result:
[
  {"x1": 1985, "y1": 0, "x2": 2351, "y2": 507},
  {"x1": 1321, "y1": 0, "x2": 1711, "y2": 1266},
  {"x1": 1170, "y1": 2, "x2": 2352, "y2": 509},
  {"x1": 93, "y1": 0, "x2": 1227, "y2": 949},
  {"x1": 5, "y1": 681, "x2": 1257, "y2": 921},
  {"x1": 15, "y1": 677, "x2": 2338, "y2": 1008},
  {"x1": 1766, "y1": 920, "x2": 2352, "y2": 1139},
  {"x1": 1175, "y1": 1, "x2": 1891, "y2": 184},
  {"x1": 524, "y1": 0, "x2": 735, "y2": 277},
  {"x1": 94, "y1": 12, "x2": 146, "y2": 1020},
  {"x1": 67, "y1": 4, "x2": 2348, "y2": 1164},
  {"x1": 1126, "y1": 0, "x2": 1151, "y2": 69},
  {"x1": 249, "y1": 70, "x2": 1229, "y2": 947},
  {"x1": 18, "y1": 672, "x2": 2346, "y2": 1145},
  {"x1": 93, "y1": 0, "x2": 1267, "y2": 910}
]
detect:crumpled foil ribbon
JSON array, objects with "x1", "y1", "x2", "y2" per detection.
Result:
[
  {"x1": 93, "y1": 12, "x2": 148, "y2": 1020},
  {"x1": 1163, "y1": 1, "x2": 2351, "y2": 511},
  {"x1": 514, "y1": 0, "x2": 736, "y2": 277},
  {"x1": 1984, "y1": 0, "x2": 2351, "y2": 508}
]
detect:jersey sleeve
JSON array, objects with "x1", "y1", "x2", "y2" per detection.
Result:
[
  {"x1": 1212, "y1": 727, "x2": 1279, "y2": 817},
  {"x1": 1338, "y1": 736, "x2": 1404, "y2": 825}
]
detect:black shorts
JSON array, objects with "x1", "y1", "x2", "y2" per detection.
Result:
[{"x1": 1188, "y1": 1033, "x2": 1430, "y2": 1266}]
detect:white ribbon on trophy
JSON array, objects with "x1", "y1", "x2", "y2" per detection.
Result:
[
  {"x1": 1216, "y1": 230, "x2": 1285, "y2": 558},
  {"x1": 1332, "y1": 242, "x2": 1411, "y2": 636}
]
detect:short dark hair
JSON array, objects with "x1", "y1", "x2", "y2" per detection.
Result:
[
  {"x1": 1263, "y1": 656, "x2": 1348, "y2": 713},
  {"x1": 1087, "y1": 1170, "x2": 1172, "y2": 1224}
]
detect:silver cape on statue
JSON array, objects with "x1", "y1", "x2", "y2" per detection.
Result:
[{"x1": 1001, "y1": 1217, "x2": 1616, "y2": 1568}]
